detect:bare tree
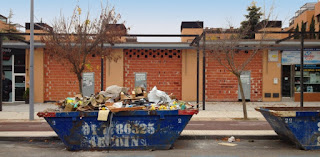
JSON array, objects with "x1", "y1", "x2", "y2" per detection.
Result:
[
  {"x1": 42, "y1": 4, "x2": 126, "y2": 94},
  {"x1": 206, "y1": 2, "x2": 273, "y2": 119}
]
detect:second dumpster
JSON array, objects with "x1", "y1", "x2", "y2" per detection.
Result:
[{"x1": 256, "y1": 107, "x2": 320, "y2": 150}]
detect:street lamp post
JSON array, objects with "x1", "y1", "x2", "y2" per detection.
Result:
[{"x1": 29, "y1": 0, "x2": 35, "y2": 120}]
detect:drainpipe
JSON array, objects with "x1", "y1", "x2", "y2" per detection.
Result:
[
  {"x1": 202, "y1": 32, "x2": 206, "y2": 110},
  {"x1": 0, "y1": 36, "x2": 2, "y2": 111},
  {"x1": 196, "y1": 42, "x2": 199, "y2": 109},
  {"x1": 300, "y1": 32, "x2": 304, "y2": 107},
  {"x1": 101, "y1": 55, "x2": 104, "y2": 91}
]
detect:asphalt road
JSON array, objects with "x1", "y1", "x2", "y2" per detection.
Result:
[
  {"x1": 0, "y1": 140, "x2": 319, "y2": 157},
  {"x1": 0, "y1": 121, "x2": 272, "y2": 131}
]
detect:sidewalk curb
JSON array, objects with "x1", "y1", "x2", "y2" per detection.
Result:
[
  {"x1": 178, "y1": 135, "x2": 279, "y2": 140},
  {"x1": 0, "y1": 136, "x2": 59, "y2": 141},
  {"x1": 0, "y1": 135, "x2": 279, "y2": 142}
]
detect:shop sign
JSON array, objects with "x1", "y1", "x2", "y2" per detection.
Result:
[
  {"x1": 295, "y1": 65, "x2": 320, "y2": 72},
  {"x1": 282, "y1": 51, "x2": 320, "y2": 64},
  {"x1": 2, "y1": 48, "x2": 12, "y2": 60},
  {"x1": 268, "y1": 51, "x2": 278, "y2": 62}
]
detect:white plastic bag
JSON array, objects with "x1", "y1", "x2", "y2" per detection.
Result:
[
  {"x1": 148, "y1": 86, "x2": 171, "y2": 104},
  {"x1": 228, "y1": 136, "x2": 235, "y2": 143},
  {"x1": 113, "y1": 102, "x2": 123, "y2": 108}
]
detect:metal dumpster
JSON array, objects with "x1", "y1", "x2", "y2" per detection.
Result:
[
  {"x1": 37, "y1": 109, "x2": 198, "y2": 151},
  {"x1": 256, "y1": 107, "x2": 320, "y2": 150}
]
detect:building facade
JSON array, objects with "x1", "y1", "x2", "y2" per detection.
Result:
[{"x1": 2, "y1": 1, "x2": 320, "y2": 103}]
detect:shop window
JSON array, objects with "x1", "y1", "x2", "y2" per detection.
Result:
[
  {"x1": 14, "y1": 54, "x2": 25, "y2": 73},
  {"x1": 294, "y1": 65, "x2": 320, "y2": 93}
]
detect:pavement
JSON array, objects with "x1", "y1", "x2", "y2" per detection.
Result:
[{"x1": 0, "y1": 101, "x2": 319, "y2": 141}]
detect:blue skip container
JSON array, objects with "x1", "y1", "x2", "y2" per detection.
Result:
[
  {"x1": 256, "y1": 107, "x2": 320, "y2": 150},
  {"x1": 37, "y1": 109, "x2": 198, "y2": 151}
]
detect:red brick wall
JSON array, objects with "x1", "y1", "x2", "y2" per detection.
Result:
[
  {"x1": 206, "y1": 51, "x2": 263, "y2": 101},
  {"x1": 124, "y1": 49, "x2": 182, "y2": 99},
  {"x1": 44, "y1": 54, "x2": 105, "y2": 101}
]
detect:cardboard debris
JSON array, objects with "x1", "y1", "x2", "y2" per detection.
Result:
[
  {"x1": 121, "y1": 90, "x2": 148, "y2": 101},
  {"x1": 108, "y1": 106, "x2": 145, "y2": 113},
  {"x1": 218, "y1": 143, "x2": 238, "y2": 147},
  {"x1": 74, "y1": 94, "x2": 83, "y2": 99},
  {"x1": 169, "y1": 93, "x2": 176, "y2": 100},
  {"x1": 121, "y1": 92, "x2": 131, "y2": 100},
  {"x1": 134, "y1": 87, "x2": 143, "y2": 95},
  {"x1": 98, "y1": 110, "x2": 110, "y2": 121},
  {"x1": 76, "y1": 105, "x2": 94, "y2": 111},
  {"x1": 95, "y1": 94, "x2": 105, "y2": 104},
  {"x1": 54, "y1": 85, "x2": 195, "y2": 113},
  {"x1": 105, "y1": 102, "x2": 114, "y2": 107},
  {"x1": 64, "y1": 104, "x2": 74, "y2": 112}
]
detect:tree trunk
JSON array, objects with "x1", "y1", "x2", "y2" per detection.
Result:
[
  {"x1": 77, "y1": 73, "x2": 82, "y2": 94},
  {"x1": 237, "y1": 74, "x2": 248, "y2": 119}
]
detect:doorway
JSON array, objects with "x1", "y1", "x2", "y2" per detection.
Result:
[
  {"x1": 12, "y1": 53, "x2": 26, "y2": 102},
  {"x1": 282, "y1": 65, "x2": 292, "y2": 97}
]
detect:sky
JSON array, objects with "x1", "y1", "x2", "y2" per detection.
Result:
[{"x1": 0, "y1": 0, "x2": 317, "y2": 42}]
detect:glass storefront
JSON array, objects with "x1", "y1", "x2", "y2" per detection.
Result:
[
  {"x1": 294, "y1": 65, "x2": 320, "y2": 92},
  {"x1": 2, "y1": 48, "x2": 26, "y2": 102},
  {"x1": 2, "y1": 49, "x2": 13, "y2": 102},
  {"x1": 282, "y1": 50, "x2": 320, "y2": 97}
]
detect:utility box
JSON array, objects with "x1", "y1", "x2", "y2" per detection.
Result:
[
  {"x1": 82, "y1": 72, "x2": 95, "y2": 97},
  {"x1": 238, "y1": 71, "x2": 251, "y2": 101},
  {"x1": 135, "y1": 72, "x2": 147, "y2": 89}
]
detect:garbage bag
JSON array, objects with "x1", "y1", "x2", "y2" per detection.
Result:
[
  {"x1": 99, "y1": 85, "x2": 128, "y2": 100},
  {"x1": 148, "y1": 86, "x2": 171, "y2": 104}
]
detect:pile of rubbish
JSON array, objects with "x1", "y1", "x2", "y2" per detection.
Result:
[{"x1": 56, "y1": 85, "x2": 194, "y2": 112}]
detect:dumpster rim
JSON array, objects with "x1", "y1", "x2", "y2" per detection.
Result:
[
  {"x1": 255, "y1": 107, "x2": 296, "y2": 117},
  {"x1": 37, "y1": 109, "x2": 199, "y2": 118}
]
